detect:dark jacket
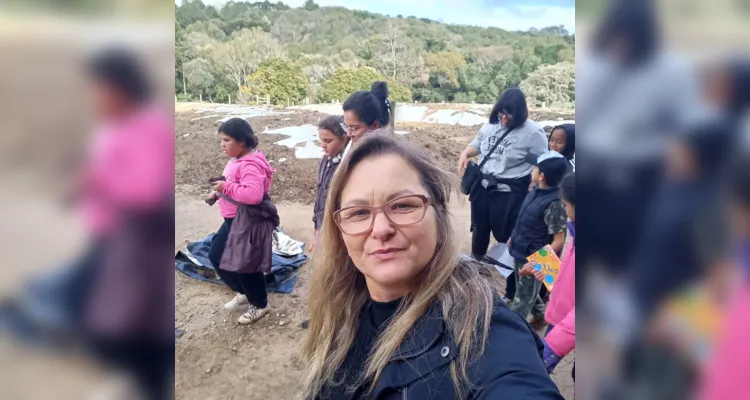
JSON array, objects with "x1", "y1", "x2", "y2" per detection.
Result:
[
  {"x1": 630, "y1": 180, "x2": 727, "y2": 316},
  {"x1": 509, "y1": 186, "x2": 561, "y2": 261},
  {"x1": 219, "y1": 193, "x2": 280, "y2": 274},
  {"x1": 319, "y1": 298, "x2": 563, "y2": 399},
  {"x1": 313, "y1": 155, "x2": 342, "y2": 231},
  {"x1": 84, "y1": 197, "x2": 175, "y2": 340},
  {"x1": 553, "y1": 124, "x2": 576, "y2": 161}
]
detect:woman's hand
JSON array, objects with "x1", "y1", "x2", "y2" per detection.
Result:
[
  {"x1": 212, "y1": 181, "x2": 225, "y2": 193},
  {"x1": 457, "y1": 151, "x2": 469, "y2": 177}
]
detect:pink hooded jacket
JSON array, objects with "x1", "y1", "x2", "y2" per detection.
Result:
[
  {"x1": 545, "y1": 231, "x2": 575, "y2": 357},
  {"x1": 80, "y1": 106, "x2": 174, "y2": 237},
  {"x1": 698, "y1": 274, "x2": 750, "y2": 399},
  {"x1": 219, "y1": 150, "x2": 275, "y2": 218}
]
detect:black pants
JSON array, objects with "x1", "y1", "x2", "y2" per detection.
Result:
[
  {"x1": 470, "y1": 186, "x2": 526, "y2": 258},
  {"x1": 577, "y1": 160, "x2": 662, "y2": 278},
  {"x1": 90, "y1": 337, "x2": 173, "y2": 400},
  {"x1": 209, "y1": 218, "x2": 268, "y2": 309}
]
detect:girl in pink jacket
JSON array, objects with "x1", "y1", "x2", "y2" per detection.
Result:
[
  {"x1": 698, "y1": 154, "x2": 750, "y2": 400},
  {"x1": 207, "y1": 118, "x2": 276, "y2": 325},
  {"x1": 535, "y1": 172, "x2": 575, "y2": 379}
]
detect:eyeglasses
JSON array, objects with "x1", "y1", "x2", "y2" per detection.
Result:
[
  {"x1": 340, "y1": 122, "x2": 355, "y2": 134},
  {"x1": 333, "y1": 195, "x2": 431, "y2": 235}
]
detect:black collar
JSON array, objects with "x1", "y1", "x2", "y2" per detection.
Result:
[{"x1": 368, "y1": 302, "x2": 459, "y2": 398}]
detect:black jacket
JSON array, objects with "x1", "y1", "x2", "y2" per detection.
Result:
[
  {"x1": 509, "y1": 186, "x2": 561, "y2": 261},
  {"x1": 320, "y1": 298, "x2": 563, "y2": 399},
  {"x1": 313, "y1": 155, "x2": 341, "y2": 231},
  {"x1": 630, "y1": 180, "x2": 727, "y2": 316}
]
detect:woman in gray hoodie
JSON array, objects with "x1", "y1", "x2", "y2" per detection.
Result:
[{"x1": 458, "y1": 88, "x2": 548, "y2": 262}]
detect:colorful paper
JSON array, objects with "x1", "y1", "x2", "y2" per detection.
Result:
[
  {"x1": 526, "y1": 245, "x2": 561, "y2": 291},
  {"x1": 661, "y1": 286, "x2": 723, "y2": 363}
]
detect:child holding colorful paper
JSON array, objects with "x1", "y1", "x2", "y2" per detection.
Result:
[
  {"x1": 509, "y1": 151, "x2": 569, "y2": 322},
  {"x1": 529, "y1": 173, "x2": 576, "y2": 377}
]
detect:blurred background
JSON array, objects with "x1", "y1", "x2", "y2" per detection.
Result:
[
  {"x1": 576, "y1": 0, "x2": 749, "y2": 399},
  {"x1": 0, "y1": 1, "x2": 174, "y2": 399}
]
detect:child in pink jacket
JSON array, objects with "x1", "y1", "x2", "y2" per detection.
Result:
[
  {"x1": 698, "y1": 155, "x2": 750, "y2": 400},
  {"x1": 535, "y1": 172, "x2": 575, "y2": 379},
  {"x1": 207, "y1": 118, "x2": 277, "y2": 325}
]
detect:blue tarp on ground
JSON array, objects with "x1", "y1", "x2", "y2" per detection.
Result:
[{"x1": 174, "y1": 233, "x2": 306, "y2": 294}]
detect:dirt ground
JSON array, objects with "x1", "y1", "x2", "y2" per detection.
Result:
[
  {"x1": 174, "y1": 107, "x2": 573, "y2": 203},
  {"x1": 174, "y1": 106, "x2": 575, "y2": 399}
]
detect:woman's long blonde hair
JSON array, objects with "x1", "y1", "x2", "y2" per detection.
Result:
[{"x1": 301, "y1": 134, "x2": 498, "y2": 398}]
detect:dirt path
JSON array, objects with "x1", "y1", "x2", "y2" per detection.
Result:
[{"x1": 174, "y1": 192, "x2": 574, "y2": 399}]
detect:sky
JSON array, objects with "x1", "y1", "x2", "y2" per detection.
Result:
[{"x1": 192, "y1": 0, "x2": 575, "y2": 33}]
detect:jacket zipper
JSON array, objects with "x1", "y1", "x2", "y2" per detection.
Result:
[{"x1": 401, "y1": 386, "x2": 408, "y2": 400}]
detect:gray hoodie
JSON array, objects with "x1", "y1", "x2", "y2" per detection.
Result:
[{"x1": 470, "y1": 119, "x2": 548, "y2": 190}]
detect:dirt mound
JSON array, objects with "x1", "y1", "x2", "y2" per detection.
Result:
[
  {"x1": 175, "y1": 107, "x2": 573, "y2": 204},
  {"x1": 176, "y1": 110, "x2": 329, "y2": 203}
]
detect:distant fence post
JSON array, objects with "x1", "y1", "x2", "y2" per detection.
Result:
[
  {"x1": 228, "y1": 94, "x2": 231, "y2": 104},
  {"x1": 389, "y1": 101, "x2": 396, "y2": 128},
  {"x1": 199, "y1": 94, "x2": 202, "y2": 102}
]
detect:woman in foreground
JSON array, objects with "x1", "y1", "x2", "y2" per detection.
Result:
[{"x1": 302, "y1": 134, "x2": 562, "y2": 399}]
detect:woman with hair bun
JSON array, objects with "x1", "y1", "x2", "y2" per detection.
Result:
[{"x1": 341, "y1": 81, "x2": 394, "y2": 156}]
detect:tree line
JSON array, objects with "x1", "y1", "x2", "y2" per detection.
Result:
[{"x1": 175, "y1": 0, "x2": 575, "y2": 107}]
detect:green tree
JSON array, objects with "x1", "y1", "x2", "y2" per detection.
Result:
[
  {"x1": 557, "y1": 47, "x2": 575, "y2": 63},
  {"x1": 424, "y1": 38, "x2": 447, "y2": 53},
  {"x1": 370, "y1": 23, "x2": 426, "y2": 85},
  {"x1": 384, "y1": 78, "x2": 413, "y2": 102},
  {"x1": 520, "y1": 61, "x2": 575, "y2": 108},
  {"x1": 493, "y1": 61, "x2": 522, "y2": 90},
  {"x1": 477, "y1": 82, "x2": 500, "y2": 104},
  {"x1": 319, "y1": 67, "x2": 412, "y2": 103},
  {"x1": 318, "y1": 67, "x2": 382, "y2": 103},
  {"x1": 243, "y1": 58, "x2": 309, "y2": 106},
  {"x1": 212, "y1": 27, "x2": 283, "y2": 101},
  {"x1": 453, "y1": 91, "x2": 477, "y2": 103},
  {"x1": 174, "y1": 1, "x2": 574, "y2": 105},
  {"x1": 185, "y1": 20, "x2": 227, "y2": 41},
  {"x1": 457, "y1": 64, "x2": 485, "y2": 94},
  {"x1": 184, "y1": 58, "x2": 216, "y2": 99},
  {"x1": 534, "y1": 44, "x2": 565, "y2": 65},
  {"x1": 424, "y1": 51, "x2": 466, "y2": 88},
  {"x1": 175, "y1": 21, "x2": 189, "y2": 98},
  {"x1": 473, "y1": 45, "x2": 513, "y2": 74},
  {"x1": 413, "y1": 87, "x2": 445, "y2": 103}
]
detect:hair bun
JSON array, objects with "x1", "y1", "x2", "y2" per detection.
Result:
[{"x1": 370, "y1": 81, "x2": 389, "y2": 101}]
